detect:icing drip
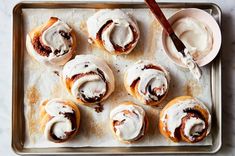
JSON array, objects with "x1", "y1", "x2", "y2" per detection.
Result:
[{"x1": 180, "y1": 49, "x2": 202, "y2": 80}]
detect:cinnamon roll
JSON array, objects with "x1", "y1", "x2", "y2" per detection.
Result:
[
  {"x1": 62, "y1": 55, "x2": 115, "y2": 104},
  {"x1": 124, "y1": 60, "x2": 170, "y2": 106},
  {"x1": 159, "y1": 96, "x2": 211, "y2": 143},
  {"x1": 110, "y1": 102, "x2": 148, "y2": 143},
  {"x1": 87, "y1": 9, "x2": 140, "y2": 55},
  {"x1": 26, "y1": 17, "x2": 76, "y2": 66},
  {"x1": 39, "y1": 98, "x2": 80, "y2": 143}
]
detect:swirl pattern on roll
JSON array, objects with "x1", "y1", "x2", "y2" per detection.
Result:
[
  {"x1": 87, "y1": 9, "x2": 139, "y2": 55},
  {"x1": 124, "y1": 60, "x2": 170, "y2": 106},
  {"x1": 26, "y1": 17, "x2": 76, "y2": 66},
  {"x1": 62, "y1": 55, "x2": 115, "y2": 104},
  {"x1": 110, "y1": 102, "x2": 148, "y2": 143},
  {"x1": 40, "y1": 98, "x2": 80, "y2": 143},
  {"x1": 159, "y1": 96, "x2": 211, "y2": 143}
]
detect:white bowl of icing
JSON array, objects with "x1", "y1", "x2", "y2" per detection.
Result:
[{"x1": 162, "y1": 8, "x2": 221, "y2": 67}]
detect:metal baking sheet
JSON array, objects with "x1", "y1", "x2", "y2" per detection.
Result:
[{"x1": 12, "y1": 1, "x2": 222, "y2": 154}]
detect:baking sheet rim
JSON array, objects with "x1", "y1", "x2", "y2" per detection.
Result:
[{"x1": 11, "y1": 1, "x2": 222, "y2": 154}]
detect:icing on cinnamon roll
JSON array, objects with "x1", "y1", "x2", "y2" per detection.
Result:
[
  {"x1": 62, "y1": 55, "x2": 115, "y2": 104},
  {"x1": 124, "y1": 60, "x2": 170, "y2": 106},
  {"x1": 159, "y1": 96, "x2": 211, "y2": 143},
  {"x1": 26, "y1": 17, "x2": 76, "y2": 66},
  {"x1": 40, "y1": 99, "x2": 80, "y2": 143},
  {"x1": 87, "y1": 9, "x2": 139, "y2": 55},
  {"x1": 110, "y1": 102, "x2": 148, "y2": 143}
]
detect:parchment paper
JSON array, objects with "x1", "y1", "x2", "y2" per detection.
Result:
[{"x1": 23, "y1": 8, "x2": 212, "y2": 148}]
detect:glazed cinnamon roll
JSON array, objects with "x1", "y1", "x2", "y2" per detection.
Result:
[
  {"x1": 159, "y1": 96, "x2": 211, "y2": 143},
  {"x1": 87, "y1": 9, "x2": 140, "y2": 55},
  {"x1": 124, "y1": 60, "x2": 170, "y2": 106},
  {"x1": 39, "y1": 98, "x2": 80, "y2": 143},
  {"x1": 26, "y1": 17, "x2": 76, "y2": 66},
  {"x1": 110, "y1": 102, "x2": 148, "y2": 143},
  {"x1": 62, "y1": 55, "x2": 115, "y2": 104}
]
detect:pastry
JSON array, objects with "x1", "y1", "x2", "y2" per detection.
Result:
[
  {"x1": 39, "y1": 98, "x2": 80, "y2": 143},
  {"x1": 62, "y1": 54, "x2": 115, "y2": 104},
  {"x1": 26, "y1": 17, "x2": 76, "y2": 66},
  {"x1": 110, "y1": 102, "x2": 148, "y2": 143},
  {"x1": 124, "y1": 60, "x2": 170, "y2": 106},
  {"x1": 87, "y1": 9, "x2": 140, "y2": 55},
  {"x1": 159, "y1": 96, "x2": 211, "y2": 143}
]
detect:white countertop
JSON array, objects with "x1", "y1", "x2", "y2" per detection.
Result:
[{"x1": 0, "y1": 0, "x2": 234, "y2": 155}]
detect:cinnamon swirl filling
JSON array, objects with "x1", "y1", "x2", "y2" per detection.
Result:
[
  {"x1": 67, "y1": 69, "x2": 108, "y2": 103},
  {"x1": 48, "y1": 111, "x2": 77, "y2": 142},
  {"x1": 63, "y1": 55, "x2": 115, "y2": 104},
  {"x1": 125, "y1": 60, "x2": 170, "y2": 105},
  {"x1": 43, "y1": 99, "x2": 79, "y2": 143},
  {"x1": 96, "y1": 19, "x2": 139, "y2": 53},
  {"x1": 32, "y1": 36, "x2": 52, "y2": 57},
  {"x1": 110, "y1": 103, "x2": 147, "y2": 142},
  {"x1": 87, "y1": 9, "x2": 140, "y2": 54},
  {"x1": 26, "y1": 17, "x2": 75, "y2": 65},
  {"x1": 160, "y1": 96, "x2": 211, "y2": 143}
]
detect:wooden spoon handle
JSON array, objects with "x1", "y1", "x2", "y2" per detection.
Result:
[{"x1": 145, "y1": 0, "x2": 174, "y2": 35}]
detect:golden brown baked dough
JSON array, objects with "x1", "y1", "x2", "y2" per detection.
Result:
[
  {"x1": 110, "y1": 102, "x2": 148, "y2": 143},
  {"x1": 124, "y1": 60, "x2": 170, "y2": 106},
  {"x1": 159, "y1": 96, "x2": 211, "y2": 143},
  {"x1": 62, "y1": 55, "x2": 115, "y2": 105},
  {"x1": 87, "y1": 9, "x2": 139, "y2": 55},
  {"x1": 39, "y1": 98, "x2": 80, "y2": 143},
  {"x1": 26, "y1": 17, "x2": 76, "y2": 66}
]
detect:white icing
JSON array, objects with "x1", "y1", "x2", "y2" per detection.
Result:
[
  {"x1": 26, "y1": 19, "x2": 74, "y2": 66},
  {"x1": 125, "y1": 60, "x2": 169, "y2": 102},
  {"x1": 42, "y1": 20, "x2": 73, "y2": 57},
  {"x1": 87, "y1": 9, "x2": 139, "y2": 54},
  {"x1": 101, "y1": 19, "x2": 134, "y2": 52},
  {"x1": 166, "y1": 17, "x2": 213, "y2": 60},
  {"x1": 184, "y1": 117, "x2": 206, "y2": 141},
  {"x1": 110, "y1": 104, "x2": 145, "y2": 141},
  {"x1": 161, "y1": 98, "x2": 211, "y2": 138},
  {"x1": 45, "y1": 116, "x2": 73, "y2": 140},
  {"x1": 44, "y1": 99, "x2": 75, "y2": 141},
  {"x1": 180, "y1": 49, "x2": 202, "y2": 80},
  {"x1": 45, "y1": 99, "x2": 73, "y2": 116},
  {"x1": 71, "y1": 74, "x2": 106, "y2": 100},
  {"x1": 62, "y1": 55, "x2": 115, "y2": 103}
]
